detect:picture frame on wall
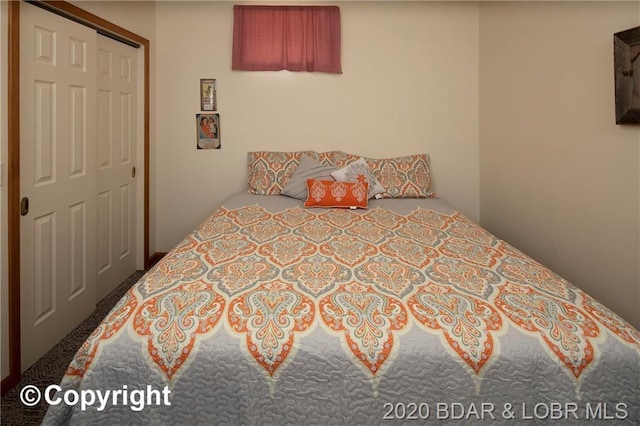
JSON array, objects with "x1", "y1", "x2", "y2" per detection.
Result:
[
  {"x1": 614, "y1": 26, "x2": 640, "y2": 124},
  {"x1": 200, "y1": 78, "x2": 217, "y2": 111},
  {"x1": 196, "y1": 113, "x2": 221, "y2": 149}
]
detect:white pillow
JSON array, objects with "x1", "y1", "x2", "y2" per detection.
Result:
[{"x1": 331, "y1": 157, "x2": 385, "y2": 199}]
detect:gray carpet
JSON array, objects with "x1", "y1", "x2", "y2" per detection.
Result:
[{"x1": 1, "y1": 270, "x2": 146, "y2": 426}]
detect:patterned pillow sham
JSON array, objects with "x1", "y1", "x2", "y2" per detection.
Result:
[
  {"x1": 331, "y1": 157, "x2": 386, "y2": 199},
  {"x1": 247, "y1": 151, "x2": 317, "y2": 195},
  {"x1": 365, "y1": 154, "x2": 434, "y2": 198},
  {"x1": 316, "y1": 151, "x2": 360, "y2": 168},
  {"x1": 318, "y1": 151, "x2": 434, "y2": 198},
  {"x1": 304, "y1": 178, "x2": 369, "y2": 209}
]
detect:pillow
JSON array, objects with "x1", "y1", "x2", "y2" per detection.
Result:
[
  {"x1": 331, "y1": 157, "x2": 385, "y2": 199},
  {"x1": 316, "y1": 151, "x2": 360, "y2": 168},
  {"x1": 281, "y1": 156, "x2": 336, "y2": 200},
  {"x1": 304, "y1": 178, "x2": 369, "y2": 209},
  {"x1": 247, "y1": 151, "x2": 317, "y2": 195},
  {"x1": 364, "y1": 154, "x2": 434, "y2": 198}
]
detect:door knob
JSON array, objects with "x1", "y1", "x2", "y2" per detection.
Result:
[{"x1": 20, "y1": 197, "x2": 29, "y2": 216}]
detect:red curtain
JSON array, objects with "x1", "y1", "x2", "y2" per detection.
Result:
[{"x1": 232, "y1": 5, "x2": 342, "y2": 74}]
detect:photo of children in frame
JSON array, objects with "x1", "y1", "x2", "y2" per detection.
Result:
[{"x1": 196, "y1": 113, "x2": 221, "y2": 149}]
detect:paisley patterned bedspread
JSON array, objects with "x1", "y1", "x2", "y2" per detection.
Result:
[{"x1": 44, "y1": 193, "x2": 640, "y2": 425}]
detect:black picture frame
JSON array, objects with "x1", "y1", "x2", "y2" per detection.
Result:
[
  {"x1": 614, "y1": 26, "x2": 640, "y2": 124},
  {"x1": 196, "y1": 113, "x2": 221, "y2": 149}
]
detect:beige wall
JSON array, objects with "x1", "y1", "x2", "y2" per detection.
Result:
[
  {"x1": 479, "y1": 1, "x2": 640, "y2": 328},
  {"x1": 155, "y1": 1, "x2": 481, "y2": 250}
]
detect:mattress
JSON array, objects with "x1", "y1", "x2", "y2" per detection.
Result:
[{"x1": 43, "y1": 192, "x2": 640, "y2": 425}]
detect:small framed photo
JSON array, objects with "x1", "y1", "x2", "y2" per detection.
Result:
[
  {"x1": 200, "y1": 79, "x2": 217, "y2": 111},
  {"x1": 196, "y1": 113, "x2": 221, "y2": 149}
]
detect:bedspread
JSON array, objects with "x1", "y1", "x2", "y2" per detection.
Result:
[{"x1": 44, "y1": 193, "x2": 640, "y2": 425}]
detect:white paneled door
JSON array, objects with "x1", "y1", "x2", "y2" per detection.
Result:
[
  {"x1": 19, "y1": 3, "x2": 139, "y2": 370},
  {"x1": 96, "y1": 35, "x2": 137, "y2": 300},
  {"x1": 20, "y1": 2, "x2": 97, "y2": 369}
]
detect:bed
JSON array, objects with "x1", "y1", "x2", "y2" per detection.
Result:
[{"x1": 44, "y1": 151, "x2": 640, "y2": 425}]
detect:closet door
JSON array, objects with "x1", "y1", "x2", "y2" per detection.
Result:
[
  {"x1": 96, "y1": 35, "x2": 138, "y2": 300},
  {"x1": 20, "y1": 2, "x2": 97, "y2": 370}
]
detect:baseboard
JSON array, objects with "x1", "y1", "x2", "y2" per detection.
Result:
[{"x1": 148, "y1": 252, "x2": 167, "y2": 268}]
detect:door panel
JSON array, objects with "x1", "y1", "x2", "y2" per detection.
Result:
[
  {"x1": 119, "y1": 92, "x2": 131, "y2": 164},
  {"x1": 69, "y1": 85, "x2": 87, "y2": 178},
  {"x1": 20, "y1": 2, "x2": 97, "y2": 370},
  {"x1": 33, "y1": 81, "x2": 55, "y2": 186},
  {"x1": 69, "y1": 200, "x2": 87, "y2": 300},
  {"x1": 96, "y1": 35, "x2": 137, "y2": 300},
  {"x1": 97, "y1": 190, "x2": 112, "y2": 274},
  {"x1": 119, "y1": 184, "x2": 131, "y2": 259},
  {"x1": 32, "y1": 211, "x2": 55, "y2": 325}
]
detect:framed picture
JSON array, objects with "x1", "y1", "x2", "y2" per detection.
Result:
[
  {"x1": 196, "y1": 113, "x2": 221, "y2": 149},
  {"x1": 614, "y1": 26, "x2": 640, "y2": 124},
  {"x1": 200, "y1": 78, "x2": 217, "y2": 111}
]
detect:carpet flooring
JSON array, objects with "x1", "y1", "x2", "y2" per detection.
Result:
[{"x1": 1, "y1": 270, "x2": 146, "y2": 426}]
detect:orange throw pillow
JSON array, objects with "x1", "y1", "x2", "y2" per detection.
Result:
[{"x1": 304, "y1": 177, "x2": 369, "y2": 209}]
